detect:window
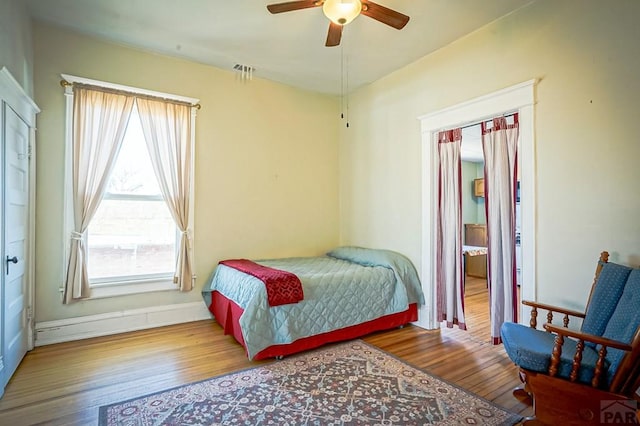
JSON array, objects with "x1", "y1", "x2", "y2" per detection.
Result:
[
  {"x1": 86, "y1": 105, "x2": 177, "y2": 285},
  {"x1": 61, "y1": 74, "x2": 198, "y2": 300}
]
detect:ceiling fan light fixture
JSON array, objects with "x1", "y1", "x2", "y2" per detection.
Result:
[{"x1": 322, "y1": 0, "x2": 362, "y2": 26}]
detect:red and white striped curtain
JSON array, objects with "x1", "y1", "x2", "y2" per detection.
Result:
[
  {"x1": 482, "y1": 114, "x2": 519, "y2": 344},
  {"x1": 436, "y1": 128, "x2": 466, "y2": 330}
]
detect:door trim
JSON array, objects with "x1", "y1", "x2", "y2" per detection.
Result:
[
  {"x1": 0, "y1": 67, "x2": 39, "y2": 352},
  {"x1": 416, "y1": 79, "x2": 536, "y2": 329}
]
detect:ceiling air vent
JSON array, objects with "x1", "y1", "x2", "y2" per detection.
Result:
[{"x1": 233, "y1": 64, "x2": 254, "y2": 82}]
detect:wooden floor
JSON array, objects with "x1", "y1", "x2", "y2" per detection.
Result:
[{"x1": 0, "y1": 276, "x2": 532, "y2": 425}]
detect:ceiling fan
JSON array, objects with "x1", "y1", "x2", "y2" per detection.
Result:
[{"x1": 266, "y1": 0, "x2": 410, "y2": 47}]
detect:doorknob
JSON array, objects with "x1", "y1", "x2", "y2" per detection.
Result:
[{"x1": 6, "y1": 256, "x2": 18, "y2": 275}]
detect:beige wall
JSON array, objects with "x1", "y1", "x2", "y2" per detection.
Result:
[
  {"x1": 33, "y1": 22, "x2": 340, "y2": 322},
  {"x1": 0, "y1": 0, "x2": 34, "y2": 96},
  {"x1": 27, "y1": 0, "x2": 640, "y2": 324},
  {"x1": 339, "y1": 0, "x2": 640, "y2": 311}
]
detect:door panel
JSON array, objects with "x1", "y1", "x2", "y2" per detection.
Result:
[{"x1": 1, "y1": 104, "x2": 30, "y2": 393}]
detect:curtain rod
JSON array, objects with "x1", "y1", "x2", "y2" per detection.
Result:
[
  {"x1": 457, "y1": 112, "x2": 517, "y2": 131},
  {"x1": 59, "y1": 79, "x2": 201, "y2": 110}
]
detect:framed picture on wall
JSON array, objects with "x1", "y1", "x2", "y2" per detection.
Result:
[{"x1": 473, "y1": 178, "x2": 484, "y2": 198}]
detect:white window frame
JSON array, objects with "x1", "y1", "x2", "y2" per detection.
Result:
[{"x1": 61, "y1": 74, "x2": 198, "y2": 299}]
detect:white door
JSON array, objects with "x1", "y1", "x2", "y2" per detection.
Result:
[{"x1": 1, "y1": 104, "x2": 30, "y2": 394}]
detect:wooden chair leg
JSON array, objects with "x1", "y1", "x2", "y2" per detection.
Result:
[
  {"x1": 520, "y1": 416, "x2": 545, "y2": 425},
  {"x1": 513, "y1": 386, "x2": 533, "y2": 406}
]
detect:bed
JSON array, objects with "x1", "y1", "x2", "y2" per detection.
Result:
[{"x1": 202, "y1": 246, "x2": 425, "y2": 360}]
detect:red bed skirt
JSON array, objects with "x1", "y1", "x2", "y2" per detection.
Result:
[{"x1": 209, "y1": 290, "x2": 418, "y2": 360}]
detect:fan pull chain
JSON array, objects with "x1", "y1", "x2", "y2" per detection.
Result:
[
  {"x1": 345, "y1": 55, "x2": 349, "y2": 128},
  {"x1": 340, "y1": 43, "x2": 350, "y2": 128},
  {"x1": 341, "y1": 43, "x2": 345, "y2": 121}
]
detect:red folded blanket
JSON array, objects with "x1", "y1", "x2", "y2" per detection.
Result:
[{"x1": 219, "y1": 259, "x2": 304, "y2": 307}]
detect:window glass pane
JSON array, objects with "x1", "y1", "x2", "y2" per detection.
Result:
[
  {"x1": 87, "y1": 107, "x2": 177, "y2": 283},
  {"x1": 87, "y1": 198, "x2": 176, "y2": 280},
  {"x1": 107, "y1": 106, "x2": 161, "y2": 196}
]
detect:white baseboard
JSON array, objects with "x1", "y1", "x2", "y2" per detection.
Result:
[{"x1": 34, "y1": 302, "x2": 213, "y2": 346}]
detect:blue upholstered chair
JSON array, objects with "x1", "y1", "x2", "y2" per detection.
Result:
[{"x1": 500, "y1": 251, "x2": 640, "y2": 425}]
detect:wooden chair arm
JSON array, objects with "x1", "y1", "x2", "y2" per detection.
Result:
[
  {"x1": 522, "y1": 300, "x2": 586, "y2": 319},
  {"x1": 544, "y1": 323, "x2": 633, "y2": 388},
  {"x1": 522, "y1": 300, "x2": 586, "y2": 329},
  {"x1": 544, "y1": 324, "x2": 633, "y2": 351}
]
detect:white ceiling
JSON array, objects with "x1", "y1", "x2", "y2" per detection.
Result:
[{"x1": 26, "y1": 0, "x2": 532, "y2": 95}]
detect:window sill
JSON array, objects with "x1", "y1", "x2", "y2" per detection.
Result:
[{"x1": 89, "y1": 278, "x2": 178, "y2": 299}]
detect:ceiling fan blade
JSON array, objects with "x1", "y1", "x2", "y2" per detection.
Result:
[
  {"x1": 361, "y1": 1, "x2": 410, "y2": 29},
  {"x1": 325, "y1": 22, "x2": 343, "y2": 47},
  {"x1": 267, "y1": 1, "x2": 322, "y2": 14}
]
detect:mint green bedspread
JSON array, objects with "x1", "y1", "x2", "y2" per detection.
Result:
[{"x1": 202, "y1": 246, "x2": 425, "y2": 359}]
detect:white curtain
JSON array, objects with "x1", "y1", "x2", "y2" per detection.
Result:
[
  {"x1": 63, "y1": 86, "x2": 134, "y2": 303},
  {"x1": 136, "y1": 97, "x2": 195, "y2": 291},
  {"x1": 482, "y1": 114, "x2": 519, "y2": 344},
  {"x1": 436, "y1": 128, "x2": 466, "y2": 329}
]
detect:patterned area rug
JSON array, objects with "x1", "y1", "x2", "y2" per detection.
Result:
[{"x1": 99, "y1": 340, "x2": 521, "y2": 425}]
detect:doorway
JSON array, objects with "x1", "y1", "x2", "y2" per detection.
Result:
[
  {"x1": 459, "y1": 122, "x2": 523, "y2": 339},
  {"x1": 415, "y1": 80, "x2": 536, "y2": 333},
  {"x1": 461, "y1": 125, "x2": 489, "y2": 337}
]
